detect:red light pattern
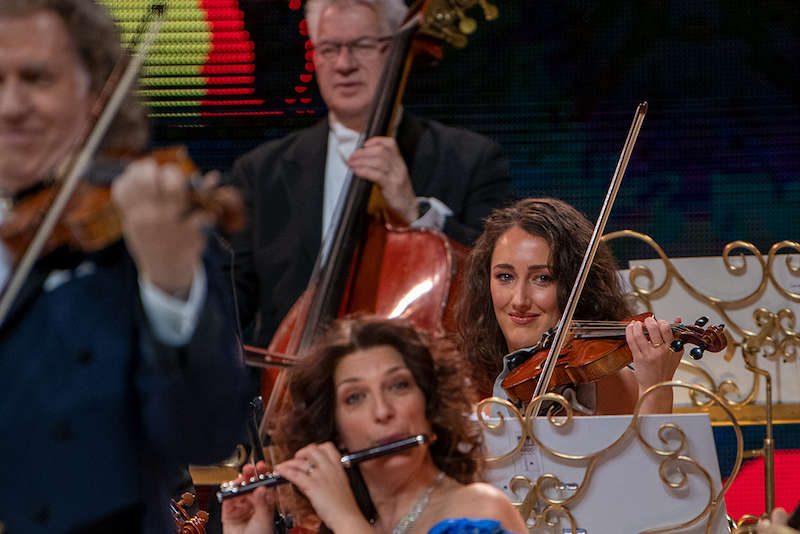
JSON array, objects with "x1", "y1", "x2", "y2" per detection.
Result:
[{"x1": 103, "y1": 0, "x2": 319, "y2": 120}]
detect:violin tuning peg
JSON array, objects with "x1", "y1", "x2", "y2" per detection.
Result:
[
  {"x1": 689, "y1": 347, "x2": 705, "y2": 360},
  {"x1": 670, "y1": 339, "x2": 684, "y2": 352},
  {"x1": 694, "y1": 316, "x2": 709, "y2": 327},
  {"x1": 478, "y1": 0, "x2": 499, "y2": 21},
  {"x1": 458, "y1": 14, "x2": 478, "y2": 35}
]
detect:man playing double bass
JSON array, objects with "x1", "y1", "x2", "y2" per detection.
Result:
[
  {"x1": 227, "y1": 0, "x2": 513, "y2": 348},
  {"x1": 0, "y1": 1, "x2": 249, "y2": 532}
]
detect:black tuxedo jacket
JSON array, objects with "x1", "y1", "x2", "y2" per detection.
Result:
[
  {"x1": 227, "y1": 114, "x2": 511, "y2": 345},
  {"x1": 0, "y1": 243, "x2": 249, "y2": 534}
]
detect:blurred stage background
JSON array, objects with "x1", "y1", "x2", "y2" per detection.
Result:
[{"x1": 101, "y1": 0, "x2": 799, "y2": 521}]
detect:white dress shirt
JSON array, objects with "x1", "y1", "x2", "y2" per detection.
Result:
[
  {"x1": 0, "y1": 204, "x2": 205, "y2": 347},
  {"x1": 322, "y1": 117, "x2": 453, "y2": 243}
]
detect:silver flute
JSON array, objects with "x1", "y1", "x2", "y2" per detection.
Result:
[{"x1": 216, "y1": 434, "x2": 428, "y2": 502}]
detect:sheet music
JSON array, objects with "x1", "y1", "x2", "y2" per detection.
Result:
[{"x1": 480, "y1": 413, "x2": 730, "y2": 534}]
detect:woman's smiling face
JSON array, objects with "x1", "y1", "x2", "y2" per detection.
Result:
[{"x1": 490, "y1": 226, "x2": 560, "y2": 353}]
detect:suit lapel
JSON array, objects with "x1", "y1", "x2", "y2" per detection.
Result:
[
  {"x1": 396, "y1": 114, "x2": 434, "y2": 197},
  {"x1": 277, "y1": 114, "x2": 430, "y2": 266},
  {"x1": 0, "y1": 262, "x2": 52, "y2": 335},
  {"x1": 280, "y1": 118, "x2": 328, "y2": 263}
]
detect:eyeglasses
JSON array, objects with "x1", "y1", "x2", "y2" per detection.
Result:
[{"x1": 313, "y1": 36, "x2": 393, "y2": 62}]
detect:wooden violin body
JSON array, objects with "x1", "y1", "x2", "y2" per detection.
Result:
[
  {"x1": 0, "y1": 147, "x2": 244, "y2": 263},
  {"x1": 501, "y1": 313, "x2": 728, "y2": 405}
]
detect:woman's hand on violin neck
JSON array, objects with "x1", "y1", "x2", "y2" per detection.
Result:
[
  {"x1": 112, "y1": 158, "x2": 208, "y2": 298},
  {"x1": 274, "y1": 442, "x2": 372, "y2": 534},
  {"x1": 221, "y1": 461, "x2": 277, "y2": 534},
  {"x1": 626, "y1": 316, "x2": 684, "y2": 414}
]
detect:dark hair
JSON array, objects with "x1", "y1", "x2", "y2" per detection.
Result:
[
  {"x1": 456, "y1": 197, "x2": 631, "y2": 394},
  {"x1": 0, "y1": 0, "x2": 148, "y2": 152},
  {"x1": 276, "y1": 316, "x2": 483, "y2": 484}
]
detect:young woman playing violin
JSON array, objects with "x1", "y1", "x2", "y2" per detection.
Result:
[
  {"x1": 222, "y1": 317, "x2": 526, "y2": 534},
  {"x1": 456, "y1": 197, "x2": 684, "y2": 414}
]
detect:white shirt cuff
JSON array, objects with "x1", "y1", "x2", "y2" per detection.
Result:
[
  {"x1": 409, "y1": 196, "x2": 453, "y2": 231},
  {"x1": 139, "y1": 264, "x2": 207, "y2": 347}
]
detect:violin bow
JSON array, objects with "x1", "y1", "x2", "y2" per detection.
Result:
[
  {"x1": 527, "y1": 102, "x2": 648, "y2": 414},
  {"x1": 0, "y1": 4, "x2": 166, "y2": 325}
]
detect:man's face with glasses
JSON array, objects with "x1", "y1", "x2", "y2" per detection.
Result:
[{"x1": 312, "y1": 3, "x2": 391, "y2": 131}]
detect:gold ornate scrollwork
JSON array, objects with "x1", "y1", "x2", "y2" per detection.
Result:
[
  {"x1": 601, "y1": 234, "x2": 799, "y2": 416},
  {"x1": 478, "y1": 381, "x2": 745, "y2": 533}
]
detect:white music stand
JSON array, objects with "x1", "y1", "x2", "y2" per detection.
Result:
[{"x1": 482, "y1": 412, "x2": 730, "y2": 534}]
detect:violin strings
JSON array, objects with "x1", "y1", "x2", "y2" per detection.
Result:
[{"x1": 567, "y1": 321, "x2": 702, "y2": 340}]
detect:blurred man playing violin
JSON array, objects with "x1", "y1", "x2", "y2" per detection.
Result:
[
  {"x1": 0, "y1": 1, "x2": 249, "y2": 533},
  {"x1": 226, "y1": 0, "x2": 512, "y2": 347}
]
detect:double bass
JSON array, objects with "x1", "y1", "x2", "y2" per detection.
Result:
[{"x1": 247, "y1": 0, "x2": 501, "y2": 425}]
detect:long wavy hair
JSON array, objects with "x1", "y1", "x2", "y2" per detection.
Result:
[
  {"x1": 0, "y1": 0, "x2": 148, "y2": 152},
  {"x1": 275, "y1": 316, "x2": 483, "y2": 485},
  {"x1": 456, "y1": 198, "x2": 632, "y2": 394}
]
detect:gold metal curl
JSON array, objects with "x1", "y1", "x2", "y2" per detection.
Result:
[
  {"x1": 733, "y1": 515, "x2": 761, "y2": 533},
  {"x1": 603, "y1": 234, "x2": 799, "y2": 412},
  {"x1": 604, "y1": 230, "x2": 674, "y2": 300},
  {"x1": 482, "y1": 382, "x2": 746, "y2": 533},
  {"x1": 658, "y1": 456, "x2": 690, "y2": 489},
  {"x1": 524, "y1": 392, "x2": 574, "y2": 429},
  {"x1": 640, "y1": 382, "x2": 744, "y2": 534},
  {"x1": 475, "y1": 396, "x2": 527, "y2": 464},
  {"x1": 642, "y1": 455, "x2": 715, "y2": 534},
  {"x1": 508, "y1": 475, "x2": 534, "y2": 500},
  {"x1": 517, "y1": 474, "x2": 580, "y2": 532},
  {"x1": 767, "y1": 241, "x2": 800, "y2": 302},
  {"x1": 654, "y1": 423, "x2": 688, "y2": 458},
  {"x1": 540, "y1": 504, "x2": 579, "y2": 533}
]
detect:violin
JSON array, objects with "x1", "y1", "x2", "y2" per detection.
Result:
[
  {"x1": 500, "y1": 313, "x2": 727, "y2": 404},
  {"x1": 170, "y1": 492, "x2": 209, "y2": 534},
  {"x1": 0, "y1": 146, "x2": 245, "y2": 262}
]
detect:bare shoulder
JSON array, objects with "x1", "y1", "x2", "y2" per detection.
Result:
[{"x1": 442, "y1": 482, "x2": 527, "y2": 532}]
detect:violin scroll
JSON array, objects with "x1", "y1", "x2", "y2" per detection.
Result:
[
  {"x1": 170, "y1": 492, "x2": 209, "y2": 534},
  {"x1": 150, "y1": 146, "x2": 245, "y2": 234},
  {"x1": 671, "y1": 316, "x2": 726, "y2": 360}
]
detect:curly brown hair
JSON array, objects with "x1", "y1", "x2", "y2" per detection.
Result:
[
  {"x1": 0, "y1": 0, "x2": 148, "y2": 152},
  {"x1": 456, "y1": 198, "x2": 632, "y2": 395},
  {"x1": 275, "y1": 316, "x2": 484, "y2": 485}
]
